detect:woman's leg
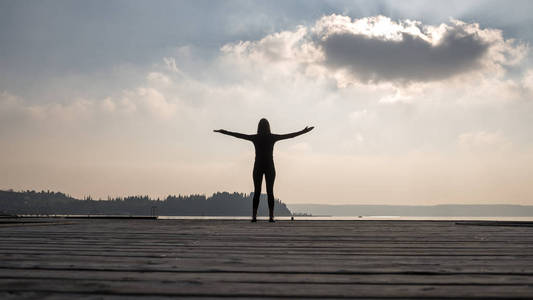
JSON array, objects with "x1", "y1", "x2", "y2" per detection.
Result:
[
  {"x1": 265, "y1": 166, "x2": 276, "y2": 221},
  {"x1": 252, "y1": 166, "x2": 263, "y2": 221}
]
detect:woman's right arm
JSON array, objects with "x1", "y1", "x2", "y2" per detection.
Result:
[{"x1": 213, "y1": 129, "x2": 253, "y2": 141}]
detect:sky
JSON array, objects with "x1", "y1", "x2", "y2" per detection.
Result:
[{"x1": 1, "y1": 0, "x2": 533, "y2": 205}]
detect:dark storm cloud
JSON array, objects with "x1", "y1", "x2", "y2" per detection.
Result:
[{"x1": 320, "y1": 27, "x2": 490, "y2": 83}]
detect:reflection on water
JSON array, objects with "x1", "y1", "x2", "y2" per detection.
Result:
[{"x1": 158, "y1": 216, "x2": 533, "y2": 221}]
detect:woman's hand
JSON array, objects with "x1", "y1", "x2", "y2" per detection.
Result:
[
  {"x1": 303, "y1": 126, "x2": 314, "y2": 133},
  {"x1": 213, "y1": 129, "x2": 227, "y2": 133}
]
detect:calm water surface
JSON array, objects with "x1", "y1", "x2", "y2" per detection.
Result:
[{"x1": 158, "y1": 216, "x2": 533, "y2": 221}]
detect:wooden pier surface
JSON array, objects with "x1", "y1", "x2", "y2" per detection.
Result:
[{"x1": 1, "y1": 218, "x2": 533, "y2": 299}]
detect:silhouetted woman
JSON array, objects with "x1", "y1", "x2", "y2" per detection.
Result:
[{"x1": 214, "y1": 119, "x2": 314, "y2": 222}]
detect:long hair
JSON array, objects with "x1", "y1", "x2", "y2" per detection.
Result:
[{"x1": 257, "y1": 118, "x2": 271, "y2": 135}]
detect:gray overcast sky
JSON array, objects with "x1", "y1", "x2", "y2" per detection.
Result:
[{"x1": 1, "y1": 1, "x2": 533, "y2": 205}]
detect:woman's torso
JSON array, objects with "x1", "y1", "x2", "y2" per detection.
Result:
[{"x1": 252, "y1": 134, "x2": 275, "y2": 167}]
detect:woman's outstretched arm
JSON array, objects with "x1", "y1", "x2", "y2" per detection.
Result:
[
  {"x1": 273, "y1": 126, "x2": 314, "y2": 141},
  {"x1": 213, "y1": 129, "x2": 254, "y2": 141}
]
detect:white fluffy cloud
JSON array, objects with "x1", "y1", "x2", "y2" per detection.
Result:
[
  {"x1": 222, "y1": 15, "x2": 527, "y2": 85},
  {"x1": 0, "y1": 72, "x2": 180, "y2": 123}
]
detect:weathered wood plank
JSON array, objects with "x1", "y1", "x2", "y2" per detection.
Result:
[
  {"x1": 3, "y1": 268, "x2": 533, "y2": 285},
  {"x1": 1, "y1": 219, "x2": 533, "y2": 298},
  {"x1": 2, "y1": 278, "x2": 533, "y2": 298}
]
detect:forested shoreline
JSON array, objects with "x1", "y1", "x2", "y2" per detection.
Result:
[{"x1": 0, "y1": 190, "x2": 292, "y2": 216}]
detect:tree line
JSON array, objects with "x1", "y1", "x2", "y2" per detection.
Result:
[{"x1": 0, "y1": 190, "x2": 292, "y2": 216}]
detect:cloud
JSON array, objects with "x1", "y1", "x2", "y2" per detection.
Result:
[
  {"x1": 319, "y1": 23, "x2": 487, "y2": 83},
  {"x1": 522, "y1": 69, "x2": 533, "y2": 93},
  {"x1": 222, "y1": 15, "x2": 527, "y2": 85},
  {"x1": 126, "y1": 87, "x2": 177, "y2": 120},
  {"x1": 0, "y1": 91, "x2": 96, "y2": 123},
  {"x1": 0, "y1": 75, "x2": 179, "y2": 124},
  {"x1": 146, "y1": 72, "x2": 171, "y2": 85}
]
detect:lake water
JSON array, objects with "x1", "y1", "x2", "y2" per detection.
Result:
[
  {"x1": 14, "y1": 214, "x2": 533, "y2": 221},
  {"x1": 158, "y1": 216, "x2": 533, "y2": 221}
]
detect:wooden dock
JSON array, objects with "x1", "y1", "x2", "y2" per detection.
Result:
[{"x1": 1, "y1": 219, "x2": 533, "y2": 299}]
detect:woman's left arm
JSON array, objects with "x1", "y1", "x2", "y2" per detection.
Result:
[{"x1": 273, "y1": 126, "x2": 314, "y2": 141}]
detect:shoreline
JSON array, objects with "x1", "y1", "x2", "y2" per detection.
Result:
[{"x1": 4, "y1": 214, "x2": 533, "y2": 222}]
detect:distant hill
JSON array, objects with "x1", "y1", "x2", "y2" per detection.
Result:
[
  {"x1": 288, "y1": 204, "x2": 533, "y2": 217},
  {"x1": 0, "y1": 190, "x2": 292, "y2": 216}
]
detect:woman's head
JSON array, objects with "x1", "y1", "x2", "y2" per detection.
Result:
[{"x1": 257, "y1": 118, "x2": 271, "y2": 135}]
